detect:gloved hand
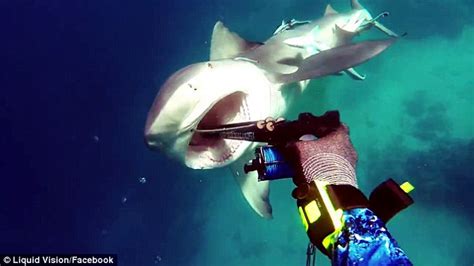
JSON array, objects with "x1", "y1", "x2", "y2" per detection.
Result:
[
  {"x1": 285, "y1": 124, "x2": 358, "y2": 187},
  {"x1": 284, "y1": 123, "x2": 413, "y2": 265}
]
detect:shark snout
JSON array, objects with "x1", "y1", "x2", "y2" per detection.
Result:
[
  {"x1": 144, "y1": 133, "x2": 162, "y2": 151},
  {"x1": 144, "y1": 122, "x2": 175, "y2": 151},
  {"x1": 143, "y1": 135, "x2": 158, "y2": 151}
]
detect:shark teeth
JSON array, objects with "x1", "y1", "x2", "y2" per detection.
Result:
[{"x1": 205, "y1": 95, "x2": 251, "y2": 164}]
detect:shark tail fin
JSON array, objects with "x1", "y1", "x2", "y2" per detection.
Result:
[{"x1": 210, "y1": 21, "x2": 263, "y2": 60}]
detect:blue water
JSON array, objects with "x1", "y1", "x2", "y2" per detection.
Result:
[{"x1": 1, "y1": 0, "x2": 472, "y2": 265}]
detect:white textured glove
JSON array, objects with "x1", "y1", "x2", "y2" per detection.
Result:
[{"x1": 285, "y1": 125, "x2": 358, "y2": 187}]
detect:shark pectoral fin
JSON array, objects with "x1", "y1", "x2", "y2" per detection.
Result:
[
  {"x1": 345, "y1": 67, "x2": 366, "y2": 80},
  {"x1": 210, "y1": 21, "x2": 263, "y2": 60},
  {"x1": 273, "y1": 39, "x2": 395, "y2": 84},
  {"x1": 229, "y1": 165, "x2": 273, "y2": 219},
  {"x1": 335, "y1": 25, "x2": 356, "y2": 43}
]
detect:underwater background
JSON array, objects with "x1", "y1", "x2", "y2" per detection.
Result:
[{"x1": 1, "y1": 0, "x2": 472, "y2": 265}]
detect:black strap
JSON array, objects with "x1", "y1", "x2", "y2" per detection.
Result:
[{"x1": 327, "y1": 184, "x2": 370, "y2": 211}]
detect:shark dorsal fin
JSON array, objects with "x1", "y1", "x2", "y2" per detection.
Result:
[
  {"x1": 351, "y1": 0, "x2": 364, "y2": 9},
  {"x1": 210, "y1": 21, "x2": 262, "y2": 60},
  {"x1": 324, "y1": 4, "x2": 338, "y2": 16}
]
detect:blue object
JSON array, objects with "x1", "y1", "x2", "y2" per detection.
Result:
[
  {"x1": 259, "y1": 146, "x2": 294, "y2": 181},
  {"x1": 332, "y1": 208, "x2": 412, "y2": 266}
]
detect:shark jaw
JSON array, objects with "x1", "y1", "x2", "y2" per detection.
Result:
[
  {"x1": 186, "y1": 91, "x2": 253, "y2": 169},
  {"x1": 145, "y1": 60, "x2": 275, "y2": 170}
]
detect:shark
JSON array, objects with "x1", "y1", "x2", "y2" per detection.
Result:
[{"x1": 144, "y1": 0, "x2": 398, "y2": 219}]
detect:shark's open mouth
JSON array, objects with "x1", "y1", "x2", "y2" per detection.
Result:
[{"x1": 186, "y1": 92, "x2": 252, "y2": 168}]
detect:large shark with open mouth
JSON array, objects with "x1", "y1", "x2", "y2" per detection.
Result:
[{"x1": 145, "y1": 0, "x2": 399, "y2": 218}]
